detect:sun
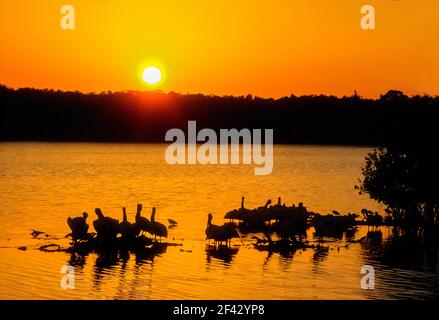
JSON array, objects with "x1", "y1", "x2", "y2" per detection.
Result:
[
  {"x1": 138, "y1": 60, "x2": 167, "y2": 88},
  {"x1": 142, "y1": 66, "x2": 162, "y2": 85}
]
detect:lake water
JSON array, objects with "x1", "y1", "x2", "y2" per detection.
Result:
[{"x1": 0, "y1": 143, "x2": 437, "y2": 299}]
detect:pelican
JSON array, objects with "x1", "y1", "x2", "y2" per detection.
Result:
[
  {"x1": 135, "y1": 203, "x2": 151, "y2": 236},
  {"x1": 268, "y1": 197, "x2": 286, "y2": 222},
  {"x1": 119, "y1": 207, "x2": 139, "y2": 239},
  {"x1": 237, "y1": 196, "x2": 252, "y2": 220},
  {"x1": 220, "y1": 224, "x2": 240, "y2": 246},
  {"x1": 67, "y1": 212, "x2": 89, "y2": 242},
  {"x1": 206, "y1": 213, "x2": 239, "y2": 247},
  {"x1": 244, "y1": 199, "x2": 271, "y2": 226},
  {"x1": 149, "y1": 207, "x2": 168, "y2": 241},
  {"x1": 206, "y1": 213, "x2": 222, "y2": 246},
  {"x1": 224, "y1": 196, "x2": 251, "y2": 222},
  {"x1": 93, "y1": 208, "x2": 119, "y2": 242}
]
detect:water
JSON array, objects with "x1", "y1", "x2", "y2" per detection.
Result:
[{"x1": 0, "y1": 143, "x2": 437, "y2": 299}]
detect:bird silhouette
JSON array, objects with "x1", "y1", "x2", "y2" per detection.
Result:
[
  {"x1": 93, "y1": 208, "x2": 119, "y2": 242},
  {"x1": 277, "y1": 197, "x2": 282, "y2": 206},
  {"x1": 135, "y1": 203, "x2": 151, "y2": 236},
  {"x1": 149, "y1": 207, "x2": 168, "y2": 241},
  {"x1": 67, "y1": 212, "x2": 89, "y2": 242},
  {"x1": 206, "y1": 213, "x2": 222, "y2": 246},
  {"x1": 119, "y1": 207, "x2": 139, "y2": 240},
  {"x1": 205, "y1": 213, "x2": 239, "y2": 247},
  {"x1": 224, "y1": 196, "x2": 252, "y2": 222},
  {"x1": 267, "y1": 197, "x2": 286, "y2": 222},
  {"x1": 245, "y1": 199, "x2": 272, "y2": 226}
]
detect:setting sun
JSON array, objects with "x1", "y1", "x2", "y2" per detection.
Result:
[
  {"x1": 0, "y1": 0, "x2": 439, "y2": 305},
  {"x1": 142, "y1": 66, "x2": 162, "y2": 86}
]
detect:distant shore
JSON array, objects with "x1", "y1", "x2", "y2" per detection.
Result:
[{"x1": 1, "y1": 85, "x2": 438, "y2": 146}]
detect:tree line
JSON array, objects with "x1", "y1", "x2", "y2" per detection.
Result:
[{"x1": 1, "y1": 85, "x2": 438, "y2": 146}]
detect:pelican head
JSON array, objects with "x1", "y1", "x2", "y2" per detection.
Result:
[
  {"x1": 151, "y1": 207, "x2": 156, "y2": 221},
  {"x1": 94, "y1": 208, "x2": 104, "y2": 219}
]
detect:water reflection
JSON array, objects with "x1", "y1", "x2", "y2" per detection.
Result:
[
  {"x1": 360, "y1": 231, "x2": 383, "y2": 257},
  {"x1": 1, "y1": 144, "x2": 438, "y2": 299},
  {"x1": 312, "y1": 245, "x2": 329, "y2": 263},
  {"x1": 372, "y1": 234, "x2": 437, "y2": 272},
  {"x1": 119, "y1": 250, "x2": 130, "y2": 268},
  {"x1": 68, "y1": 244, "x2": 169, "y2": 268},
  {"x1": 135, "y1": 243, "x2": 168, "y2": 265},
  {"x1": 28, "y1": 226, "x2": 439, "y2": 299},
  {"x1": 93, "y1": 251, "x2": 119, "y2": 290},
  {"x1": 254, "y1": 241, "x2": 300, "y2": 260},
  {"x1": 68, "y1": 252, "x2": 88, "y2": 270},
  {"x1": 206, "y1": 245, "x2": 239, "y2": 265},
  {"x1": 359, "y1": 230, "x2": 439, "y2": 299}
]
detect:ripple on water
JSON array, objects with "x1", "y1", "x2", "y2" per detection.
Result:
[{"x1": 0, "y1": 143, "x2": 438, "y2": 299}]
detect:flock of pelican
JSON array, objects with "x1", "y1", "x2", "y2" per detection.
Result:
[
  {"x1": 66, "y1": 197, "x2": 383, "y2": 250},
  {"x1": 67, "y1": 204, "x2": 168, "y2": 243},
  {"x1": 210, "y1": 196, "x2": 384, "y2": 246}
]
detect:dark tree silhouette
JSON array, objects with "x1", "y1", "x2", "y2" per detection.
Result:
[
  {"x1": 379, "y1": 90, "x2": 409, "y2": 104},
  {"x1": 357, "y1": 145, "x2": 439, "y2": 234},
  {"x1": 1, "y1": 84, "x2": 438, "y2": 145}
]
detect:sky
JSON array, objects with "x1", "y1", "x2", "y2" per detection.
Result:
[{"x1": 1, "y1": 0, "x2": 438, "y2": 98}]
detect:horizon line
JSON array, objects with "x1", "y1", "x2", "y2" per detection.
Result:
[{"x1": 2, "y1": 83, "x2": 438, "y2": 100}]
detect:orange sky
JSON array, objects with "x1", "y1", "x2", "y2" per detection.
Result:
[{"x1": 1, "y1": 0, "x2": 438, "y2": 98}]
